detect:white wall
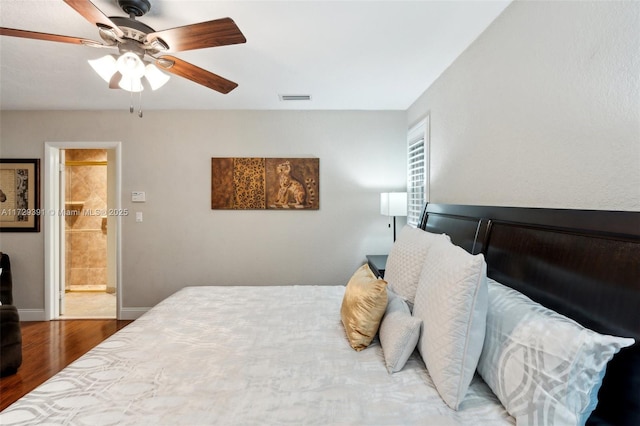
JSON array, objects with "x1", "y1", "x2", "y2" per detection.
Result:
[
  {"x1": 409, "y1": 0, "x2": 640, "y2": 210},
  {"x1": 0, "y1": 110, "x2": 407, "y2": 312}
]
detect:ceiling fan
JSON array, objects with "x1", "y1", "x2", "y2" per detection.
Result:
[{"x1": 0, "y1": 0, "x2": 246, "y2": 96}]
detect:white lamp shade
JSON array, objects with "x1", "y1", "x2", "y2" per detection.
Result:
[
  {"x1": 380, "y1": 192, "x2": 407, "y2": 216},
  {"x1": 118, "y1": 76, "x2": 144, "y2": 92},
  {"x1": 89, "y1": 53, "x2": 170, "y2": 93},
  {"x1": 144, "y1": 63, "x2": 170, "y2": 90},
  {"x1": 88, "y1": 55, "x2": 118, "y2": 84},
  {"x1": 116, "y1": 52, "x2": 145, "y2": 79}
]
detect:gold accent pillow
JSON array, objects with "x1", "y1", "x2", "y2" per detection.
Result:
[{"x1": 341, "y1": 264, "x2": 388, "y2": 351}]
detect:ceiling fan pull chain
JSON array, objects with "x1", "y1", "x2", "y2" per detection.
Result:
[
  {"x1": 129, "y1": 89, "x2": 134, "y2": 114},
  {"x1": 138, "y1": 90, "x2": 143, "y2": 118}
]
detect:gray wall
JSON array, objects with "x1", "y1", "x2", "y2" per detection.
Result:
[
  {"x1": 0, "y1": 110, "x2": 407, "y2": 313},
  {"x1": 409, "y1": 0, "x2": 640, "y2": 211}
]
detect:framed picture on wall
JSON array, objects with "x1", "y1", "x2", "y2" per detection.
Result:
[
  {"x1": 212, "y1": 157, "x2": 319, "y2": 210},
  {"x1": 0, "y1": 159, "x2": 41, "y2": 232}
]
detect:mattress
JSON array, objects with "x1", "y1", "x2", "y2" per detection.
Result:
[{"x1": 0, "y1": 285, "x2": 514, "y2": 425}]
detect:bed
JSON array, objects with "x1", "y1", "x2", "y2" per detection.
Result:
[{"x1": 1, "y1": 203, "x2": 638, "y2": 425}]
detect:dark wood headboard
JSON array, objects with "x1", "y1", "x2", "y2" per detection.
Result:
[{"x1": 418, "y1": 204, "x2": 640, "y2": 426}]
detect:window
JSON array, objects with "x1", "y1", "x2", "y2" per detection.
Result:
[{"x1": 407, "y1": 117, "x2": 429, "y2": 227}]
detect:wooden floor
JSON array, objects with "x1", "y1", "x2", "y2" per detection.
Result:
[{"x1": 0, "y1": 319, "x2": 132, "y2": 411}]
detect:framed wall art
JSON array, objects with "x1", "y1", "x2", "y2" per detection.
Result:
[
  {"x1": 0, "y1": 159, "x2": 41, "y2": 232},
  {"x1": 212, "y1": 157, "x2": 319, "y2": 210}
]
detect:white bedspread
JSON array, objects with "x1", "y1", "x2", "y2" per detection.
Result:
[{"x1": 1, "y1": 286, "x2": 514, "y2": 425}]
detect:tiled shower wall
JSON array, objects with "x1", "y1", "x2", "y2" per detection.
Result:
[{"x1": 64, "y1": 149, "x2": 109, "y2": 292}]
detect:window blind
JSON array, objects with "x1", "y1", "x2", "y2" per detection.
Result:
[{"x1": 407, "y1": 118, "x2": 429, "y2": 227}]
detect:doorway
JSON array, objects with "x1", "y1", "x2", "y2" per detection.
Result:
[
  {"x1": 44, "y1": 142, "x2": 122, "y2": 320},
  {"x1": 61, "y1": 149, "x2": 115, "y2": 318}
]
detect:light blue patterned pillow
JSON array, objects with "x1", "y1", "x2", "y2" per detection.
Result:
[{"x1": 478, "y1": 279, "x2": 635, "y2": 426}]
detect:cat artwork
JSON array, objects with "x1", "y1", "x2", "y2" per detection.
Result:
[
  {"x1": 274, "y1": 161, "x2": 312, "y2": 207},
  {"x1": 211, "y1": 157, "x2": 319, "y2": 210}
]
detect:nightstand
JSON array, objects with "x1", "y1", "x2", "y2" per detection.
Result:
[{"x1": 366, "y1": 255, "x2": 388, "y2": 279}]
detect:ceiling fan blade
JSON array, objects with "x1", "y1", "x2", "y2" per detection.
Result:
[
  {"x1": 155, "y1": 55, "x2": 238, "y2": 94},
  {"x1": 63, "y1": 0, "x2": 124, "y2": 38},
  {"x1": 0, "y1": 27, "x2": 100, "y2": 45},
  {"x1": 146, "y1": 18, "x2": 246, "y2": 52}
]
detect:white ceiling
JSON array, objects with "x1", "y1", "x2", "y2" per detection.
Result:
[{"x1": 0, "y1": 0, "x2": 511, "y2": 111}]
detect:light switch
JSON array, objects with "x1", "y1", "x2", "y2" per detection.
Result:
[
  {"x1": 136, "y1": 212, "x2": 143, "y2": 222},
  {"x1": 132, "y1": 191, "x2": 146, "y2": 202}
]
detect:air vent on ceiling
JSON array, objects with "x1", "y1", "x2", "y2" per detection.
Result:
[{"x1": 279, "y1": 94, "x2": 312, "y2": 101}]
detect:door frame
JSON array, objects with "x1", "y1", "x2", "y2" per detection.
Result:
[{"x1": 44, "y1": 141, "x2": 122, "y2": 320}]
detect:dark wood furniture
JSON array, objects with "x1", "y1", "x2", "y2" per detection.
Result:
[
  {"x1": 418, "y1": 203, "x2": 640, "y2": 426},
  {"x1": 366, "y1": 255, "x2": 387, "y2": 278}
]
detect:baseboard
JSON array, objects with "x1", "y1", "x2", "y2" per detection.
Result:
[
  {"x1": 118, "y1": 307, "x2": 149, "y2": 320},
  {"x1": 18, "y1": 307, "x2": 150, "y2": 321},
  {"x1": 18, "y1": 309, "x2": 46, "y2": 321}
]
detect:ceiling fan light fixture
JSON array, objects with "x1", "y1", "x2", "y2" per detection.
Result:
[
  {"x1": 116, "y1": 51, "x2": 145, "y2": 79},
  {"x1": 90, "y1": 54, "x2": 169, "y2": 93},
  {"x1": 144, "y1": 63, "x2": 170, "y2": 90},
  {"x1": 88, "y1": 54, "x2": 118, "y2": 83}
]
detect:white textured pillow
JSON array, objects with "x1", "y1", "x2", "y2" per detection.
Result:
[
  {"x1": 478, "y1": 279, "x2": 635, "y2": 426},
  {"x1": 412, "y1": 236, "x2": 488, "y2": 410},
  {"x1": 384, "y1": 226, "x2": 449, "y2": 308},
  {"x1": 379, "y1": 290, "x2": 422, "y2": 373}
]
